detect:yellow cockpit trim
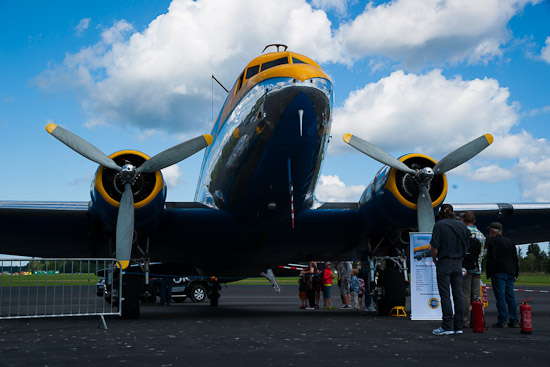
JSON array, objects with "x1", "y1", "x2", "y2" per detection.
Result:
[
  {"x1": 216, "y1": 50, "x2": 331, "y2": 137},
  {"x1": 384, "y1": 153, "x2": 448, "y2": 210},
  {"x1": 94, "y1": 150, "x2": 163, "y2": 209}
]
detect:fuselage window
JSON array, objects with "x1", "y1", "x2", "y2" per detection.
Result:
[
  {"x1": 246, "y1": 65, "x2": 260, "y2": 79},
  {"x1": 292, "y1": 57, "x2": 306, "y2": 64},
  {"x1": 261, "y1": 57, "x2": 289, "y2": 72}
]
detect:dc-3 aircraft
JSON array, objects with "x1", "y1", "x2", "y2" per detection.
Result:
[{"x1": 2, "y1": 44, "x2": 550, "y2": 318}]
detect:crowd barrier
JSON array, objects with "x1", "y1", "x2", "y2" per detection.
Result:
[{"x1": 0, "y1": 258, "x2": 122, "y2": 327}]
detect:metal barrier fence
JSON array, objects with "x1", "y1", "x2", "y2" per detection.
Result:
[{"x1": 0, "y1": 258, "x2": 122, "y2": 326}]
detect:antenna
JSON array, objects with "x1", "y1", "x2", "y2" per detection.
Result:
[{"x1": 262, "y1": 44, "x2": 288, "y2": 53}]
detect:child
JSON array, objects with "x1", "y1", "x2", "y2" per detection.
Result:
[
  {"x1": 322, "y1": 262, "x2": 334, "y2": 309},
  {"x1": 298, "y1": 270, "x2": 308, "y2": 309},
  {"x1": 350, "y1": 269, "x2": 360, "y2": 310},
  {"x1": 357, "y1": 273, "x2": 366, "y2": 310}
]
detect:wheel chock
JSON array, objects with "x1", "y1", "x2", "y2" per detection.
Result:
[{"x1": 388, "y1": 306, "x2": 407, "y2": 317}]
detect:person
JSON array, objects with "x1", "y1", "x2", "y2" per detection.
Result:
[
  {"x1": 357, "y1": 269, "x2": 366, "y2": 310},
  {"x1": 313, "y1": 262, "x2": 323, "y2": 308},
  {"x1": 358, "y1": 261, "x2": 376, "y2": 312},
  {"x1": 298, "y1": 270, "x2": 308, "y2": 309},
  {"x1": 304, "y1": 262, "x2": 318, "y2": 309},
  {"x1": 322, "y1": 262, "x2": 334, "y2": 309},
  {"x1": 430, "y1": 204, "x2": 470, "y2": 336},
  {"x1": 159, "y1": 276, "x2": 173, "y2": 306},
  {"x1": 486, "y1": 222, "x2": 520, "y2": 328},
  {"x1": 461, "y1": 211, "x2": 485, "y2": 327},
  {"x1": 337, "y1": 261, "x2": 352, "y2": 309},
  {"x1": 350, "y1": 269, "x2": 360, "y2": 310}
]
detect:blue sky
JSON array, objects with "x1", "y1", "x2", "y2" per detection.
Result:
[{"x1": 1, "y1": 0, "x2": 550, "y2": 207}]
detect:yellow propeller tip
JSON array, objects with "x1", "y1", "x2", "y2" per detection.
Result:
[
  {"x1": 204, "y1": 134, "x2": 214, "y2": 146},
  {"x1": 46, "y1": 123, "x2": 58, "y2": 134},
  {"x1": 117, "y1": 261, "x2": 130, "y2": 269},
  {"x1": 343, "y1": 133, "x2": 352, "y2": 143},
  {"x1": 484, "y1": 133, "x2": 494, "y2": 145}
]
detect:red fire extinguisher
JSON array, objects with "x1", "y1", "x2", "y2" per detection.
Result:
[
  {"x1": 472, "y1": 299, "x2": 485, "y2": 333},
  {"x1": 520, "y1": 298, "x2": 533, "y2": 334}
]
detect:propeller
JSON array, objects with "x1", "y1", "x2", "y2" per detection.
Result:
[
  {"x1": 46, "y1": 123, "x2": 213, "y2": 268},
  {"x1": 343, "y1": 133, "x2": 493, "y2": 232}
]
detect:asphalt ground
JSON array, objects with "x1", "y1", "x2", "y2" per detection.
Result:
[{"x1": 0, "y1": 282, "x2": 549, "y2": 367}]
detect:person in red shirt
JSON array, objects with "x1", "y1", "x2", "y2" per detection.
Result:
[{"x1": 322, "y1": 262, "x2": 334, "y2": 309}]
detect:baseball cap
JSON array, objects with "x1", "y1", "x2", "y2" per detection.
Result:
[{"x1": 488, "y1": 222, "x2": 503, "y2": 230}]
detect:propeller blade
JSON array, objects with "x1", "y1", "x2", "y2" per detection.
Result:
[
  {"x1": 137, "y1": 134, "x2": 214, "y2": 174},
  {"x1": 433, "y1": 134, "x2": 493, "y2": 174},
  {"x1": 116, "y1": 183, "x2": 134, "y2": 269},
  {"x1": 343, "y1": 134, "x2": 416, "y2": 175},
  {"x1": 417, "y1": 185, "x2": 435, "y2": 233},
  {"x1": 46, "y1": 123, "x2": 121, "y2": 171}
]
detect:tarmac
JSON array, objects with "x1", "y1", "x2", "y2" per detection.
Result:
[{"x1": 0, "y1": 282, "x2": 549, "y2": 366}]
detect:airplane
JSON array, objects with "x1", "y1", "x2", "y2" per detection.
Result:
[{"x1": 2, "y1": 44, "x2": 550, "y2": 318}]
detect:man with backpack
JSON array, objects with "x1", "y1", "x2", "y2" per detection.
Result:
[{"x1": 460, "y1": 211, "x2": 486, "y2": 327}]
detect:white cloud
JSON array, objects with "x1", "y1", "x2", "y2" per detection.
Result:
[
  {"x1": 35, "y1": 0, "x2": 541, "y2": 135},
  {"x1": 36, "y1": 0, "x2": 336, "y2": 133},
  {"x1": 336, "y1": 0, "x2": 539, "y2": 67},
  {"x1": 541, "y1": 36, "x2": 550, "y2": 63},
  {"x1": 161, "y1": 165, "x2": 182, "y2": 188},
  {"x1": 331, "y1": 69, "x2": 519, "y2": 156},
  {"x1": 75, "y1": 18, "x2": 91, "y2": 36},
  {"x1": 315, "y1": 174, "x2": 365, "y2": 202}
]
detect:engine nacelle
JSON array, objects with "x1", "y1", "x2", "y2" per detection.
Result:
[
  {"x1": 359, "y1": 153, "x2": 448, "y2": 231},
  {"x1": 90, "y1": 150, "x2": 167, "y2": 232}
]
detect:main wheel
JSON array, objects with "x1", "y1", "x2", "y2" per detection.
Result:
[
  {"x1": 121, "y1": 274, "x2": 141, "y2": 319},
  {"x1": 376, "y1": 264, "x2": 406, "y2": 316}
]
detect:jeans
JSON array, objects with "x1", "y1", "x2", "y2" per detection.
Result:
[
  {"x1": 436, "y1": 259, "x2": 464, "y2": 331},
  {"x1": 491, "y1": 273, "x2": 518, "y2": 325},
  {"x1": 462, "y1": 272, "x2": 481, "y2": 324}
]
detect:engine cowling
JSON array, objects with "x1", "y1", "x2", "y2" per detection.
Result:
[
  {"x1": 90, "y1": 150, "x2": 167, "y2": 232},
  {"x1": 359, "y1": 153, "x2": 448, "y2": 231}
]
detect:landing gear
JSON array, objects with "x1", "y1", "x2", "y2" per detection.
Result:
[
  {"x1": 207, "y1": 278, "x2": 221, "y2": 307},
  {"x1": 120, "y1": 273, "x2": 141, "y2": 319},
  {"x1": 373, "y1": 257, "x2": 409, "y2": 316}
]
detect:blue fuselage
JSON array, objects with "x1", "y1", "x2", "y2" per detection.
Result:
[{"x1": 195, "y1": 77, "x2": 333, "y2": 226}]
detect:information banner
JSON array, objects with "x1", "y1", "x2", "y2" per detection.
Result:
[{"x1": 410, "y1": 232, "x2": 442, "y2": 320}]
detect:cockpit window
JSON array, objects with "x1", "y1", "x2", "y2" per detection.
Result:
[
  {"x1": 245, "y1": 65, "x2": 260, "y2": 79},
  {"x1": 261, "y1": 57, "x2": 288, "y2": 71},
  {"x1": 292, "y1": 57, "x2": 306, "y2": 64},
  {"x1": 236, "y1": 72, "x2": 244, "y2": 93}
]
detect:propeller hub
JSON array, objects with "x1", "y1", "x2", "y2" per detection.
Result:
[
  {"x1": 120, "y1": 163, "x2": 138, "y2": 184},
  {"x1": 417, "y1": 167, "x2": 434, "y2": 185}
]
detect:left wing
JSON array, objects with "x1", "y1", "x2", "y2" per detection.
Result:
[{"x1": 0, "y1": 201, "x2": 93, "y2": 257}]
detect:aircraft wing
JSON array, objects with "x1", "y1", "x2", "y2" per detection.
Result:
[
  {"x1": 0, "y1": 201, "x2": 94, "y2": 257},
  {"x1": 452, "y1": 203, "x2": 550, "y2": 245}
]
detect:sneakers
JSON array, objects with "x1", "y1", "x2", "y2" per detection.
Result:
[
  {"x1": 432, "y1": 327, "x2": 455, "y2": 336},
  {"x1": 508, "y1": 321, "x2": 520, "y2": 328},
  {"x1": 366, "y1": 306, "x2": 377, "y2": 312},
  {"x1": 492, "y1": 323, "x2": 505, "y2": 328},
  {"x1": 340, "y1": 304, "x2": 349, "y2": 309},
  {"x1": 305, "y1": 306, "x2": 315, "y2": 310},
  {"x1": 454, "y1": 330, "x2": 464, "y2": 335}
]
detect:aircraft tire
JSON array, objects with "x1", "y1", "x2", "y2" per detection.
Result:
[
  {"x1": 121, "y1": 274, "x2": 141, "y2": 319},
  {"x1": 376, "y1": 264, "x2": 406, "y2": 316}
]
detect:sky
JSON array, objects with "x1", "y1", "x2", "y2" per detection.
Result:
[{"x1": 1, "y1": 0, "x2": 550, "y2": 208}]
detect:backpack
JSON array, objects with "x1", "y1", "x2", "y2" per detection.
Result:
[{"x1": 462, "y1": 233, "x2": 481, "y2": 270}]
